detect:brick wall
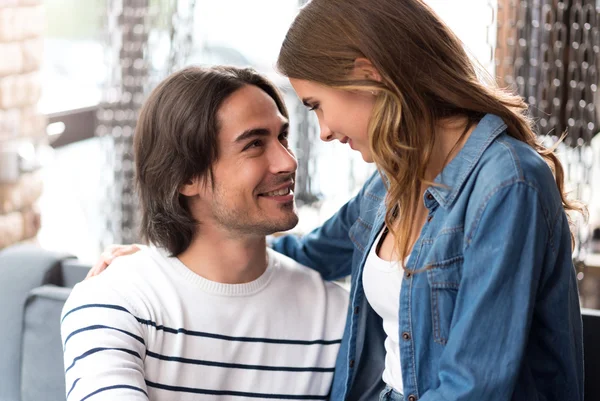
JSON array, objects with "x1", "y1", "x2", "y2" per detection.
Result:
[{"x1": 0, "y1": 0, "x2": 46, "y2": 249}]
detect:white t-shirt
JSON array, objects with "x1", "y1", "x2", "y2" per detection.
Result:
[
  {"x1": 61, "y1": 246, "x2": 349, "y2": 401},
  {"x1": 362, "y1": 228, "x2": 405, "y2": 393}
]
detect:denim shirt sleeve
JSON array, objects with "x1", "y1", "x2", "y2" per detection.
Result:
[
  {"x1": 272, "y1": 172, "x2": 379, "y2": 281},
  {"x1": 420, "y1": 182, "x2": 550, "y2": 401}
]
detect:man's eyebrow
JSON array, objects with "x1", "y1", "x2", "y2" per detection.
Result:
[
  {"x1": 234, "y1": 128, "x2": 270, "y2": 143},
  {"x1": 234, "y1": 121, "x2": 290, "y2": 143}
]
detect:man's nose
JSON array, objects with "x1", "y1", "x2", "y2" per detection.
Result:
[{"x1": 271, "y1": 143, "x2": 298, "y2": 175}]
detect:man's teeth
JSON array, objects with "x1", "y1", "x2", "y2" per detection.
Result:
[{"x1": 263, "y1": 188, "x2": 291, "y2": 197}]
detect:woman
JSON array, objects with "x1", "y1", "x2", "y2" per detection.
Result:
[{"x1": 91, "y1": 0, "x2": 585, "y2": 400}]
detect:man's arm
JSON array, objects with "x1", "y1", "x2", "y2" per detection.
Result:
[{"x1": 61, "y1": 279, "x2": 148, "y2": 400}]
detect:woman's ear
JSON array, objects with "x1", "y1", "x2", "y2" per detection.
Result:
[{"x1": 353, "y1": 58, "x2": 382, "y2": 82}]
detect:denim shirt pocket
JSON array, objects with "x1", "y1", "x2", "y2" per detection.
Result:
[
  {"x1": 348, "y1": 217, "x2": 372, "y2": 253},
  {"x1": 424, "y1": 229, "x2": 463, "y2": 345}
]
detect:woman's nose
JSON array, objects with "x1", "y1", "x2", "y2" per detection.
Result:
[{"x1": 319, "y1": 121, "x2": 334, "y2": 142}]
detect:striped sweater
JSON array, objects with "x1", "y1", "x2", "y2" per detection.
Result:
[{"x1": 60, "y1": 246, "x2": 349, "y2": 401}]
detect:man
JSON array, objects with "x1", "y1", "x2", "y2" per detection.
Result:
[{"x1": 60, "y1": 66, "x2": 348, "y2": 401}]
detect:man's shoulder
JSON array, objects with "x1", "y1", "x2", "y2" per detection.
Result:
[
  {"x1": 62, "y1": 247, "x2": 170, "y2": 317},
  {"x1": 268, "y1": 248, "x2": 320, "y2": 277},
  {"x1": 268, "y1": 249, "x2": 349, "y2": 297},
  {"x1": 92, "y1": 247, "x2": 165, "y2": 287}
]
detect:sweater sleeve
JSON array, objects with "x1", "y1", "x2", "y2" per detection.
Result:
[{"x1": 60, "y1": 277, "x2": 149, "y2": 401}]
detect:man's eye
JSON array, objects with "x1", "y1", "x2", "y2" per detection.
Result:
[
  {"x1": 244, "y1": 140, "x2": 263, "y2": 150},
  {"x1": 308, "y1": 103, "x2": 320, "y2": 111},
  {"x1": 279, "y1": 131, "x2": 289, "y2": 142}
]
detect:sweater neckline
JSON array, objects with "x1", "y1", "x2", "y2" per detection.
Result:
[{"x1": 147, "y1": 246, "x2": 277, "y2": 297}]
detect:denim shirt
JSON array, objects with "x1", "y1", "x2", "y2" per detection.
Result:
[{"x1": 273, "y1": 114, "x2": 584, "y2": 401}]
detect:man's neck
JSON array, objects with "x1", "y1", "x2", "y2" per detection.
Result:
[{"x1": 177, "y1": 230, "x2": 268, "y2": 284}]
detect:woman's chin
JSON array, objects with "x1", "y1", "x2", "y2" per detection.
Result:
[{"x1": 359, "y1": 150, "x2": 374, "y2": 163}]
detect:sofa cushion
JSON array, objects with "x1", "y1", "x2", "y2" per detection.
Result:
[
  {"x1": 21, "y1": 285, "x2": 72, "y2": 401},
  {"x1": 0, "y1": 244, "x2": 71, "y2": 401}
]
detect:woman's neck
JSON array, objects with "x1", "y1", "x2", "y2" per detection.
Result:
[{"x1": 425, "y1": 116, "x2": 476, "y2": 181}]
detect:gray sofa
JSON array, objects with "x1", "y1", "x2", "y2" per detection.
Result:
[
  {"x1": 0, "y1": 244, "x2": 89, "y2": 401},
  {"x1": 1, "y1": 244, "x2": 600, "y2": 401}
]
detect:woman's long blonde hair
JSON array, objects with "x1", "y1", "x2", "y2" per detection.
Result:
[{"x1": 277, "y1": 0, "x2": 585, "y2": 263}]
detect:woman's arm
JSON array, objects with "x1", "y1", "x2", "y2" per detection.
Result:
[
  {"x1": 420, "y1": 182, "x2": 582, "y2": 401},
  {"x1": 272, "y1": 171, "x2": 380, "y2": 281}
]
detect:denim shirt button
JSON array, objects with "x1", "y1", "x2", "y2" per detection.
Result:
[
  {"x1": 408, "y1": 395, "x2": 417, "y2": 401},
  {"x1": 426, "y1": 193, "x2": 433, "y2": 200},
  {"x1": 349, "y1": 359, "x2": 355, "y2": 368},
  {"x1": 402, "y1": 332, "x2": 411, "y2": 341},
  {"x1": 427, "y1": 215, "x2": 433, "y2": 222},
  {"x1": 405, "y1": 271, "x2": 412, "y2": 279},
  {"x1": 354, "y1": 306, "x2": 360, "y2": 314}
]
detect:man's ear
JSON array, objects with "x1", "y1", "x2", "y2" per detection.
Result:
[
  {"x1": 353, "y1": 58, "x2": 382, "y2": 82},
  {"x1": 179, "y1": 177, "x2": 201, "y2": 197}
]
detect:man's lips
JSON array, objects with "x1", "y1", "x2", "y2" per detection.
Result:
[{"x1": 258, "y1": 180, "x2": 295, "y2": 197}]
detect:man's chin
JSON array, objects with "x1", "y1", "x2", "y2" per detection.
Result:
[
  {"x1": 265, "y1": 213, "x2": 299, "y2": 236},
  {"x1": 282, "y1": 214, "x2": 300, "y2": 231}
]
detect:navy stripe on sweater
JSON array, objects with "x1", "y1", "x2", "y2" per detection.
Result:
[
  {"x1": 65, "y1": 347, "x2": 142, "y2": 373},
  {"x1": 145, "y1": 350, "x2": 335, "y2": 372},
  {"x1": 63, "y1": 303, "x2": 342, "y2": 345},
  {"x1": 63, "y1": 325, "x2": 145, "y2": 349},
  {"x1": 62, "y1": 303, "x2": 130, "y2": 323},
  {"x1": 66, "y1": 378, "x2": 80, "y2": 399},
  {"x1": 80, "y1": 384, "x2": 148, "y2": 400},
  {"x1": 145, "y1": 380, "x2": 328, "y2": 400},
  {"x1": 65, "y1": 346, "x2": 334, "y2": 375}
]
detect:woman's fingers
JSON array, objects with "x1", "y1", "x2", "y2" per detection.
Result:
[
  {"x1": 85, "y1": 244, "x2": 142, "y2": 280},
  {"x1": 85, "y1": 262, "x2": 107, "y2": 279}
]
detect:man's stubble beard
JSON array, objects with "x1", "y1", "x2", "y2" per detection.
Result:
[{"x1": 210, "y1": 195, "x2": 299, "y2": 237}]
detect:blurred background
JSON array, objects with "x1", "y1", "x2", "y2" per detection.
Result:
[
  {"x1": 2, "y1": 0, "x2": 600, "y2": 400},
  {"x1": 26, "y1": 1, "x2": 600, "y2": 276},
  {"x1": 1, "y1": 0, "x2": 527, "y2": 261},
  {"x1": 0, "y1": 0, "x2": 599, "y2": 304}
]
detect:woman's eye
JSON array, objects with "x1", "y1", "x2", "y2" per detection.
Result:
[{"x1": 309, "y1": 103, "x2": 320, "y2": 111}]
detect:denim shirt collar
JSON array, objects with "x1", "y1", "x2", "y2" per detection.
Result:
[{"x1": 428, "y1": 114, "x2": 507, "y2": 209}]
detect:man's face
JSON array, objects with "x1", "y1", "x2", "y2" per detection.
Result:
[{"x1": 196, "y1": 84, "x2": 299, "y2": 237}]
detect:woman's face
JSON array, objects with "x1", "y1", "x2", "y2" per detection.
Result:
[{"x1": 289, "y1": 78, "x2": 376, "y2": 163}]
